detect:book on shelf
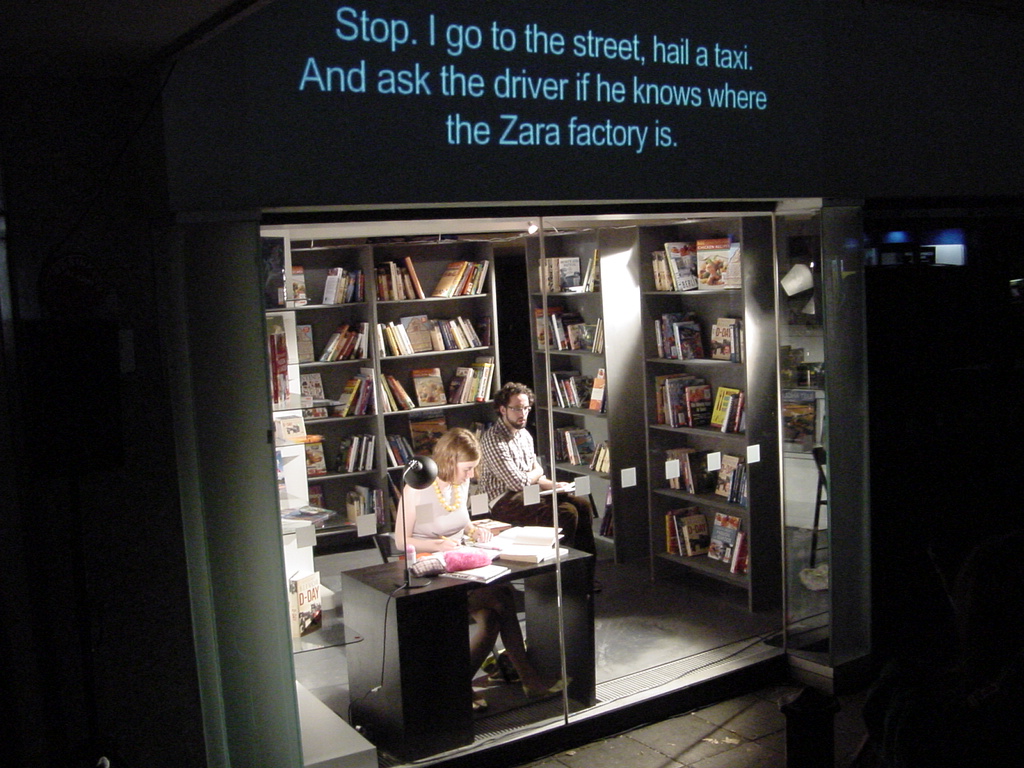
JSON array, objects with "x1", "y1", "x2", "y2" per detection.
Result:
[
  {"x1": 267, "y1": 315, "x2": 290, "y2": 409},
  {"x1": 300, "y1": 372, "x2": 326, "y2": 402},
  {"x1": 555, "y1": 426, "x2": 597, "y2": 465},
  {"x1": 336, "y1": 433, "x2": 375, "y2": 473},
  {"x1": 411, "y1": 367, "x2": 446, "y2": 407},
  {"x1": 400, "y1": 314, "x2": 434, "y2": 353},
  {"x1": 319, "y1": 323, "x2": 368, "y2": 362},
  {"x1": 385, "y1": 433, "x2": 415, "y2": 467},
  {"x1": 715, "y1": 454, "x2": 745, "y2": 500},
  {"x1": 664, "y1": 242, "x2": 699, "y2": 291},
  {"x1": 322, "y1": 267, "x2": 364, "y2": 304},
  {"x1": 724, "y1": 243, "x2": 742, "y2": 289},
  {"x1": 710, "y1": 386, "x2": 743, "y2": 428},
  {"x1": 558, "y1": 257, "x2": 582, "y2": 290},
  {"x1": 304, "y1": 437, "x2": 328, "y2": 477},
  {"x1": 588, "y1": 367, "x2": 607, "y2": 412},
  {"x1": 432, "y1": 260, "x2": 470, "y2": 297},
  {"x1": 290, "y1": 266, "x2": 308, "y2": 305},
  {"x1": 590, "y1": 440, "x2": 611, "y2": 473},
  {"x1": 471, "y1": 355, "x2": 495, "y2": 402},
  {"x1": 684, "y1": 383, "x2": 714, "y2": 427},
  {"x1": 730, "y1": 531, "x2": 749, "y2": 573},
  {"x1": 707, "y1": 512, "x2": 742, "y2": 562},
  {"x1": 710, "y1": 318, "x2": 742, "y2": 362},
  {"x1": 654, "y1": 373, "x2": 705, "y2": 426},
  {"x1": 665, "y1": 509, "x2": 681, "y2": 555},
  {"x1": 447, "y1": 365, "x2": 475, "y2": 404},
  {"x1": 332, "y1": 374, "x2": 364, "y2": 417},
  {"x1": 679, "y1": 511, "x2": 711, "y2": 556},
  {"x1": 409, "y1": 410, "x2": 448, "y2": 455},
  {"x1": 581, "y1": 248, "x2": 600, "y2": 292},
  {"x1": 274, "y1": 414, "x2": 307, "y2": 445},
  {"x1": 345, "y1": 484, "x2": 375, "y2": 523},
  {"x1": 403, "y1": 256, "x2": 426, "y2": 299},
  {"x1": 296, "y1": 324, "x2": 315, "y2": 363},
  {"x1": 534, "y1": 306, "x2": 561, "y2": 348},
  {"x1": 696, "y1": 238, "x2": 735, "y2": 289},
  {"x1": 288, "y1": 569, "x2": 322, "y2": 637},
  {"x1": 550, "y1": 369, "x2": 582, "y2": 408},
  {"x1": 384, "y1": 374, "x2": 416, "y2": 411}
]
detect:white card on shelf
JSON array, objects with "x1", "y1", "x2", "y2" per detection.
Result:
[
  {"x1": 524, "y1": 484, "x2": 541, "y2": 505},
  {"x1": 470, "y1": 492, "x2": 488, "y2": 517},
  {"x1": 707, "y1": 452, "x2": 722, "y2": 471},
  {"x1": 621, "y1": 467, "x2": 636, "y2": 488},
  {"x1": 574, "y1": 475, "x2": 591, "y2": 496},
  {"x1": 665, "y1": 459, "x2": 680, "y2": 480},
  {"x1": 747, "y1": 444, "x2": 761, "y2": 464}
]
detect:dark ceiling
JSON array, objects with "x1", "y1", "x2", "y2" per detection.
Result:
[
  {"x1": 0, "y1": 1, "x2": 259, "y2": 79},
  {"x1": 1, "y1": 0, "x2": 1022, "y2": 79}
]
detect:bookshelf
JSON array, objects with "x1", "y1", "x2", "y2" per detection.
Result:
[
  {"x1": 526, "y1": 226, "x2": 647, "y2": 562},
  {"x1": 639, "y1": 216, "x2": 782, "y2": 611},
  {"x1": 263, "y1": 234, "x2": 501, "y2": 550}
]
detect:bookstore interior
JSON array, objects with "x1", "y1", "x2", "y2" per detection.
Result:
[{"x1": 248, "y1": 201, "x2": 870, "y2": 766}]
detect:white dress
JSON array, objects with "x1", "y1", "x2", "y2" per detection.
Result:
[{"x1": 407, "y1": 479, "x2": 471, "y2": 541}]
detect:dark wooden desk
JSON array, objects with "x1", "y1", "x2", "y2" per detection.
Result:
[{"x1": 341, "y1": 549, "x2": 595, "y2": 759}]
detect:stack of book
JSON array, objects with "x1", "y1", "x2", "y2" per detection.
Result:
[
  {"x1": 431, "y1": 260, "x2": 490, "y2": 297},
  {"x1": 710, "y1": 386, "x2": 745, "y2": 433},
  {"x1": 653, "y1": 373, "x2": 712, "y2": 428},
  {"x1": 654, "y1": 312, "x2": 705, "y2": 359},
  {"x1": 651, "y1": 242, "x2": 698, "y2": 291},
  {"x1": 590, "y1": 441, "x2": 611, "y2": 473},
  {"x1": 331, "y1": 368, "x2": 376, "y2": 417},
  {"x1": 376, "y1": 315, "x2": 484, "y2": 356},
  {"x1": 714, "y1": 455, "x2": 748, "y2": 504},
  {"x1": 664, "y1": 447, "x2": 718, "y2": 495},
  {"x1": 322, "y1": 267, "x2": 365, "y2": 304},
  {"x1": 375, "y1": 260, "x2": 424, "y2": 301},
  {"x1": 337, "y1": 433, "x2": 376, "y2": 473},
  {"x1": 709, "y1": 317, "x2": 743, "y2": 362},
  {"x1": 318, "y1": 322, "x2": 369, "y2": 362},
  {"x1": 555, "y1": 427, "x2": 597, "y2": 466},
  {"x1": 384, "y1": 433, "x2": 415, "y2": 467},
  {"x1": 550, "y1": 370, "x2": 592, "y2": 409}
]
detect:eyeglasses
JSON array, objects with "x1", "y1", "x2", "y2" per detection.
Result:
[{"x1": 506, "y1": 406, "x2": 532, "y2": 413}]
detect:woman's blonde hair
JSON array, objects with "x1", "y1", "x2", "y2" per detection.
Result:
[{"x1": 431, "y1": 427, "x2": 480, "y2": 482}]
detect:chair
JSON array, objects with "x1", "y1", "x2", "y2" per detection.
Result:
[{"x1": 374, "y1": 532, "x2": 400, "y2": 563}]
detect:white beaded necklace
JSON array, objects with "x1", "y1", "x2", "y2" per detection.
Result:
[{"x1": 433, "y1": 478, "x2": 461, "y2": 512}]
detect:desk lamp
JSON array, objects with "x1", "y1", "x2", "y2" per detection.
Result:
[{"x1": 396, "y1": 455, "x2": 437, "y2": 589}]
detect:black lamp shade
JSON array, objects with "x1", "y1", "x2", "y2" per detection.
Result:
[{"x1": 403, "y1": 456, "x2": 438, "y2": 490}]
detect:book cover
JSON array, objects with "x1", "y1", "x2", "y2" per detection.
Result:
[
  {"x1": 715, "y1": 454, "x2": 743, "y2": 498},
  {"x1": 432, "y1": 260, "x2": 469, "y2": 297},
  {"x1": 707, "y1": 512, "x2": 741, "y2": 562},
  {"x1": 304, "y1": 438, "x2": 328, "y2": 477},
  {"x1": 274, "y1": 415, "x2": 306, "y2": 445},
  {"x1": 385, "y1": 374, "x2": 416, "y2": 410},
  {"x1": 710, "y1": 318, "x2": 740, "y2": 361},
  {"x1": 724, "y1": 242, "x2": 742, "y2": 289},
  {"x1": 696, "y1": 238, "x2": 731, "y2": 288},
  {"x1": 288, "y1": 570, "x2": 322, "y2": 637},
  {"x1": 675, "y1": 320, "x2": 705, "y2": 359},
  {"x1": 557, "y1": 257, "x2": 582, "y2": 290},
  {"x1": 411, "y1": 367, "x2": 446, "y2": 407},
  {"x1": 400, "y1": 314, "x2": 433, "y2": 353},
  {"x1": 684, "y1": 384, "x2": 713, "y2": 427},
  {"x1": 409, "y1": 410, "x2": 447, "y2": 454},
  {"x1": 711, "y1": 386, "x2": 742, "y2": 427},
  {"x1": 664, "y1": 242, "x2": 698, "y2": 291},
  {"x1": 588, "y1": 368, "x2": 607, "y2": 411},
  {"x1": 333, "y1": 375, "x2": 364, "y2": 417},
  {"x1": 299, "y1": 372, "x2": 326, "y2": 402},
  {"x1": 447, "y1": 366, "x2": 475, "y2": 404},
  {"x1": 679, "y1": 512, "x2": 711, "y2": 556},
  {"x1": 296, "y1": 324, "x2": 315, "y2": 363}
]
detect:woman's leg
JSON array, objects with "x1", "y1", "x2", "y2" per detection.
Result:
[{"x1": 467, "y1": 585, "x2": 560, "y2": 695}]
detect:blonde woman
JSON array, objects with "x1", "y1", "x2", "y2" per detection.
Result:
[{"x1": 396, "y1": 428, "x2": 564, "y2": 708}]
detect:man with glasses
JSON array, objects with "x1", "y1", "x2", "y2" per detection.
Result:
[{"x1": 478, "y1": 382, "x2": 597, "y2": 555}]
